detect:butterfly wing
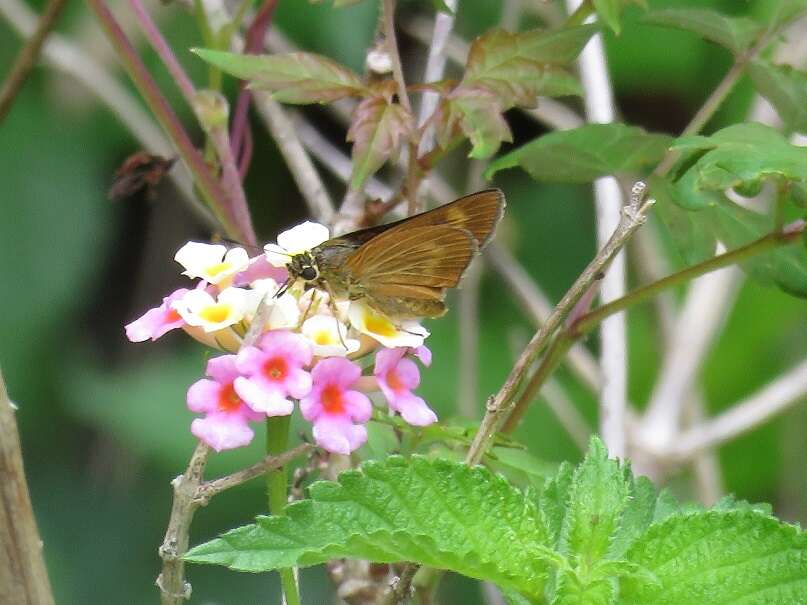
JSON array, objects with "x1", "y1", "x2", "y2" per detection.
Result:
[
  {"x1": 345, "y1": 224, "x2": 478, "y2": 318},
  {"x1": 333, "y1": 188, "x2": 505, "y2": 249}
]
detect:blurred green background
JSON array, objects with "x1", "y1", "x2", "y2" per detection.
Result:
[{"x1": 1, "y1": 0, "x2": 805, "y2": 603}]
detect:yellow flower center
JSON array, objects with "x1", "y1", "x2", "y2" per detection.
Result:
[
  {"x1": 199, "y1": 303, "x2": 232, "y2": 324},
  {"x1": 205, "y1": 262, "x2": 232, "y2": 277},
  {"x1": 364, "y1": 312, "x2": 397, "y2": 338},
  {"x1": 314, "y1": 330, "x2": 336, "y2": 345}
]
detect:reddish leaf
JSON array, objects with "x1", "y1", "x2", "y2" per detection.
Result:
[
  {"x1": 193, "y1": 48, "x2": 368, "y2": 104},
  {"x1": 108, "y1": 151, "x2": 175, "y2": 201},
  {"x1": 347, "y1": 96, "x2": 415, "y2": 188},
  {"x1": 462, "y1": 25, "x2": 596, "y2": 107}
]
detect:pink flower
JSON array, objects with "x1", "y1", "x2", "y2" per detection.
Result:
[
  {"x1": 125, "y1": 288, "x2": 189, "y2": 342},
  {"x1": 300, "y1": 358, "x2": 372, "y2": 454},
  {"x1": 187, "y1": 355, "x2": 263, "y2": 451},
  {"x1": 235, "y1": 331, "x2": 313, "y2": 416},
  {"x1": 374, "y1": 346, "x2": 437, "y2": 426}
]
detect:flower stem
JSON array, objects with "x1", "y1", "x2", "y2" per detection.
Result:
[{"x1": 266, "y1": 416, "x2": 301, "y2": 605}]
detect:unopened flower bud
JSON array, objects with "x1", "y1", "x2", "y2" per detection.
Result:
[{"x1": 193, "y1": 90, "x2": 229, "y2": 132}]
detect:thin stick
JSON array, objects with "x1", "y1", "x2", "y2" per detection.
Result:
[
  {"x1": 416, "y1": 0, "x2": 458, "y2": 155},
  {"x1": 465, "y1": 187, "x2": 656, "y2": 466},
  {"x1": 0, "y1": 0, "x2": 212, "y2": 226},
  {"x1": 382, "y1": 0, "x2": 411, "y2": 113},
  {"x1": 0, "y1": 0, "x2": 67, "y2": 123},
  {"x1": 196, "y1": 444, "x2": 312, "y2": 503},
  {"x1": 0, "y1": 368, "x2": 55, "y2": 605},
  {"x1": 565, "y1": 0, "x2": 627, "y2": 456},
  {"x1": 86, "y1": 0, "x2": 246, "y2": 242},
  {"x1": 157, "y1": 441, "x2": 210, "y2": 605},
  {"x1": 128, "y1": 0, "x2": 196, "y2": 106},
  {"x1": 669, "y1": 359, "x2": 807, "y2": 462},
  {"x1": 253, "y1": 92, "x2": 335, "y2": 223}
]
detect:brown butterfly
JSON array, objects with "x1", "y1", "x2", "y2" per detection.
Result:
[{"x1": 281, "y1": 189, "x2": 505, "y2": 321}]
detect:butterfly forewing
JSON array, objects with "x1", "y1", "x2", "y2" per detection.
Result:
[{"x1": 346, "y1": 225, "x2": 477, "y2": 289}]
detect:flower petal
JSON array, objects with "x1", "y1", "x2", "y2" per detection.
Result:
[
  {"x1": 191, "y1": 413, "x2": 255, "y2": 452},
  {"x1": 187, "y1": 379, "x2": 222, "y2": 413},
  {"x1": 175, "y1": 241, "x2": 227, "y2": 279},
  {"x1": 390, "y1": 392, "x2": 438, "y2": 426},
  {"x1": 234, "y1": 377, "x2": 294, "y2": 417},
  {"x1": 276, "y1": 221, "x2": 330, "y2": 253},
  {"x1": 264, "y1": 243, "x2": 291, "y2": 268},
  {"x1": 205, "y1": 354, "x2": 240, "y2": 384},
  {"x1": 348, "y1": 303, "x2": 429, "y2": 348},
  {"x1": 342, "y1": 390, "x2": 372, "y2": 423},
  {"x1": 311, "y1": 416, "x2": 367, "y2": 454},
  {"x1": 285, "y1": 367, "x2": 313, "y2": 400},
  {"x1": 311, "y1": 357, "x2": 362, "y2": 389}
]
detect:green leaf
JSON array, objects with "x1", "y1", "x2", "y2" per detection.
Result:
[
  {"x1": 671, "y1": 123, "x2": 807, "y2": 210},
  {"x1": 347, "y1": 96, "x2": 414, "y2": 187},
  {"x1": 706, "y1": 196, "x2": 807, "y2": 297},
  {"x1": 500, "y1": 587, "x2": 542, "y2": 605},
  {"x1": 192, "y1": 49, "x2": 367, "y2": 103},
  {"x1": 554, "y1": 569, "x2": 616, "y2": 605},
  {"x1": 540, "y1": 462, "x2": 575, "y2": 548},
  {"x1": 186, "y1": 456, "x2": 553, "y2": 595},
  {"x1": 642, "y1": 8, "x2": 764, "y2": 54},
  {"x1": 622, "y1": 511, "x2": 807, "y2": 604},
  {"x1": 748, "y1": 60, "x2": 807, "y2": 133},
  {"x1": 437, "y1": 88, "x2": 513, "y2": 158},
  {"x1": 461, "y1": 25, "x2": 597, "y2": 107},
  {"x1": 559, "y1": 438, "x2": 631, "y2": 563},
  {"x1": 486, "y1": 124, "x2": 671, "y2": 182},
  {"x1": 489, "y1": 446, "x2": 558, "y2": 488},
  {"x1": 649, "y1": 174, "x2": 716, "y2": 265},
  {"x1": 593, "y1": 0, "x2": 645, "y2": 35}
]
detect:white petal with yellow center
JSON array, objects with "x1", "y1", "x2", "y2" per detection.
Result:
[
  {"x1": 298, "y1": 289, "x2": 349, "y2": 319},
  {"x1": 347, "y1": 302, "x2": 429, "y2": 348},
  {"x1": 172, "y1": 287, "x2": 249, "y2": 332},
  {"x1": 264, "y1": 221, "x2": 330, "y2": 267},
  {"x1": 174, "y1": 241, "x2": 249, "y2": 285},
  {"x1": 302, "y1": 315, "x2": 359, "y2": 357}
]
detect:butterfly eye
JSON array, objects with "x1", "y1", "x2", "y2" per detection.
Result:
[{"x1": 301, "y1": 266, "x2": 318, "y2": 281}]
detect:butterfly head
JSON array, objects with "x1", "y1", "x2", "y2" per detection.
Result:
[{"x1": 287, "y1": 251, "x2": 320, "y2": 284}]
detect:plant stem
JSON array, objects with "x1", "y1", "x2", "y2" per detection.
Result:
[
  {"x1": 0, "y1": 368, "x2": 55, "y2": 605},
  {"x1": 382, "y1": 0, "x2": 411, "y2": 113},
  {"x1": 501, "y1": 221, "x2": 807, "y2": 431},
  {"x1": 86, "y1": 0, "x2": 246, "y2": 242},
  {"x1": 266, "y1": 416, "x2": 300, "y2": 605},
  {"x1": 0, "y1": 0, "x2": 67, "y2": 123},
  {"x1": 564, "y1": 0, "x2": 593, "y2": 27}
]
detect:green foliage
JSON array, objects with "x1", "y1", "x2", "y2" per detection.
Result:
[
  {"x1": 593, "y1": 0, "x2": 646, "y2": 35},
  {"x1": 749, "y1": 60, "x2": 807, "y2": 133},
  {"x1": 670, "y1": 123, "x2": 807, "y2": 210},
  {"x1": 191, "y1": 48, "x2": 368, "y2": 103},
  {"x1": 347, "y1": 94, "x2": 414, "y2": 187},
  {"x1": 186, "y1": 456, "x2": 554, "y2": 595},
  {"x1": 706, "y1": 197, "x2": 807, "y2": 297},
  {"x1": 485, "y1": 124, "x2": 671, "y2": 182},
  {"x1": 460, "y1": 25, "x2": 597, "y2": 107},
  {"x1": 642, "y1": 8, "x2": 764, "y2": 54},
  {"x1": 186, "y1": 439, "x2": 807, "y2": 604},
  {"x1": 435, "y1": 87, "x2": 513, "y2": 159}
]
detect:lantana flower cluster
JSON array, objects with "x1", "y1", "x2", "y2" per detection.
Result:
[{"x1": 125, "y1": 222, "x2": 437, "y2": 454}]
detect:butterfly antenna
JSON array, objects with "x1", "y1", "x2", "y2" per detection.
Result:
[{"x1": 275, "y1": 276, "x2": 294, "y2": 298}]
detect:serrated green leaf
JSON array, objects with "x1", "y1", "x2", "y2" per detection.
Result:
[
  {"x1": 486, "y1": 124, "x2": 671, "y2": 182},
  {"x1": 748, "y1": 60, "x2": 807, "y2": 133},
  {"x1": 347, "y1": 96, "x2": 414, "y2": 187},
  {"x1": 706, "y1": 196, "x2": 807, "y2": 297},
  {"x1": 622, "y1": 511, "x2": 807, "y2": 604},
  {"x1": 192, "y1": 49, "x2": 367, "y2": 103},
  {"x1": 671, "y1": 123, "x2": 807, "y2": 210},
  {"x1": 186, "y1": 456, "x2": 553, "y2": 595},
  {"x1": 649, "y1": 174, "x2": 716, "y2": 264},
  {"x1": 490, "y1": 446, "x2": 558, "y2": 488},
  {"x1": 541, "y1": 462, "x2": 575, "y2": 548},
  {"x1": 462, "y1": 25, "x2": 597, "y2": 107},
  {"x1": 500, "y1": 586, "x2": 542, "y2": 605},
  {"x1": 560, "y1": 438, "x2": 631, "y2": 563},
  {"x1": 554, "y1": 568, "x2": 616, "y2": 605},
  {"x1": 642, "y1": 9, "x2": 764, "y2": 54}
]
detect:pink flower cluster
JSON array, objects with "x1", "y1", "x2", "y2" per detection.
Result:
[{"x1": 125, "y1": 236, "x2": 438, "y2": 454}]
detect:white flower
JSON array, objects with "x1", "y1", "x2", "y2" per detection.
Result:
[
  {"x1": 298, "y1": 288, "x2": 349, "y2": 319},
  {"x1": 302, "y1": 315, "x2": 360, "y2": 357},
  {"x1": 247, "y1": 279, "x2": 301, "y2": 330},
  {"x1": 264, "y1": 221, "x2": 330, "y2": 267},
  {"x1": 172, "y1": 287, "x2": 250, "y2": 332},
  {"x1": 347, "y1": 302, "x2": 429, "y2": 348},
  {"x1": 174, "y1": 242, "x2": 249, "y2": 285}
]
